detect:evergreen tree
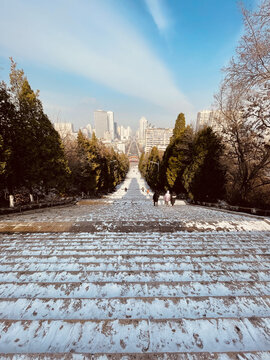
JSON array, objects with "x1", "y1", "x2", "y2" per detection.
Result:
[
  {"x1": 73, "y1": 131, "x2": 129, "y2": 195},
  {"x1": 145, "y1": 147, "x2": 160, "y2": 190},
  {"x1": 161, "y1": 125, "x2": 193, "y2": 192},
  {"x1": 0, "y1": 82, "x2": 15, "y2": 190},
  {"x1": 172, "y1": 113, "x2": 186, "y2": 140},
  {"x1": 75, "y1": 131, "x2": 99, "y2": 194},
  {"x1": 138, "y1": 152, "x2": 147, "y2": 177},
  {"x1": 1, "y1": 59, "x2": 129, "y2": 201},
  {"x1": 1, "y1": 59, "x2": 70, "y2": 194},
  {"x1": 118, "y1": 152, "x2": 129, "y2": 181},
  {"x1": 183, "y1": 127, "x2": 225, "y2": 201},
  {"x1": 0, "y1": 135, "x2": 9, "y2": 176}
]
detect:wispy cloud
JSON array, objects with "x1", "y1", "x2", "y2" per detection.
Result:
[
  {"x1": 0, "y1": 0, "x2": 192, "y2": 119},
  {"x1": 144, "y1": 0, "x2": 170, "y2": 32},
  {"x1": 40, "y1": 91, "x2": 98, "y2": 128}
]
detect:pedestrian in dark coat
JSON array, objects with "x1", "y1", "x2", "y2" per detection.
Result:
[
  {"x1": 153, "y1": 191, "x2": 159, "y2": 206},
  {"x1": 171, "y1": 192, "x2": 177, "y2": 206}
]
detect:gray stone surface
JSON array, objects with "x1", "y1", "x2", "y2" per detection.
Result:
[{"x1": 0, "y1": 166, "x2": 270, "y2": 356}]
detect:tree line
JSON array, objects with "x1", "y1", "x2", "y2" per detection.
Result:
[
  {"x1": 140, "y1": 111, "x2": 269, "y2": 208},
  {"x1": 140, "y1": 0, "x2": 270, "y2": 209},
  {"x1": 62, "y1": 131, "x2": 129, "y2": 196},
  {"x1": 0, "y1": 59, "x2": 129, "y2": 206},
  {"x1": 139, "y1": 113, "x2": 226, "y2": 203}
]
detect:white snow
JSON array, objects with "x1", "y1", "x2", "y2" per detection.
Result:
[{"x1": 0, "y1": 165, "x2": 270, "y2": 355}]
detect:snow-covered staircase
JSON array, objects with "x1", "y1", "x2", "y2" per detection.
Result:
[{"x1": 0, "y1": 231, "x2": 270, "y2": 357}]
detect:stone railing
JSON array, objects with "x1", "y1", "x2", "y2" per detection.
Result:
[{"x1": 0, "y1": 198, "x2": 76, "y2": 216}]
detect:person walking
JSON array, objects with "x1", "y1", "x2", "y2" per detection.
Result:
[
  {"x1": 153, "y1": 191, "x2": 159, "y2": 206},
  {"x1": 171, "y1": 191, "x2": 177, "y2": 206},
  {"x1": 164, "y1": 190, "x2": 171, "y2": 206}
]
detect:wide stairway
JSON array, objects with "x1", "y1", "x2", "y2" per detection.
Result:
[{"x1": 0, "y1": 230, "x2": 270, "y2": 358}]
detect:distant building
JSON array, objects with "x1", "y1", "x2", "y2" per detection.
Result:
[
  {"x1": 94, "y1": 110, "x2": 117, "y2": 141},
  {"x1": 196, "y1": 110, "x2": 222, "y2": 133},
  {"x1": 86, "y1": 124, "x2": 92, "y2": 136},
  {"x1": 80, "y1": 128, "x2": 89, "y2": 138},
  {"x1": 138, "y1": 116, "x2": 149, "y2": 146},
  {"x1": 54, "y1": 123, "x2": 77, "y2": 139},
  {"x1": 107, "y1": 111, "x2": 114, "y2": 140},
  {"x1": 118, "y1": 125, "x2": 132, "y2": 141},
  {"x1": 116, "y1": 142, "x2": 126, "y2": 153},
  {"x1": 145, "y1": 128, "x2": 173, "y2": 153},
  {"x1": 114, "y1": 122, "x2": 118, "y2": 139},
  {"x1": 80, "y1": 124, "x2": 92, "y2": 138},
  {"x1": 94, "y1": 110, "x2": 108, "y2": 139}
]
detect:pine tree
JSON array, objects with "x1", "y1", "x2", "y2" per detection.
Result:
[
  {"x1": 0, "y1": 82, "x2": 15, "y2": 190},
  {"x1": 172, "y1": 113, "x2": 186, "y2": 140},
  {"x1": 73, "y1": 131, "x2": 129, "y2": 195},
  {"x1": 145, "y1": 147, "x2": 160, "y2": 190},
  {"x1": 161, "y1": 125, "x2": 193, "y2": 192},
  {"x1": 183, "y1": 127, "x2": 225, "y2": 201},
  {"x1": 138, "y1": 152, "x2": 147, "y2": 177},
  {"x1": 4, "y1": 59, "x2": 70, "y2": 194}
]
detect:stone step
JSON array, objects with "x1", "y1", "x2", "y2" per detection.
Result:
[
  {"x1": 0, "y1": 260, "x2": 269, "y2": 272},
  {"x1": 2, "y1": 242, "x2": 270, "y2": 252},
  {"x1": 0, "y1": 248, "x2": 269, "y2": 256},
  {"x1": 0, "y1": 296, "x2": 269, "y2": 320},
  {"x1": 1, "y1": 244, "x2": 269, "y2": 253},
  {"x1": 3, "y1": 232, "x2": 268, "y2": 242},
  {"x1": 0, "y1": 281, "x2": 269, "y2": 298},
  {"x1": 1, "y1": 231, "x2": 269, "y2": 242},
  {"x1": 1, "y1": 253, "x2": 268, "y2": 264},
  {"x1": 0, "y1": 269, "x2": 269, "y2": 283},
  {"x1": 1, "y1": 231, "x2": 269, "y2": 355},
  {"x1": 2, "y1": 236, "x2": 269, "y2": 243},
  {"x1": 2, "y1": 353, "x2": 270, "y2": 360},
  {"x1": 1, "y1": 234, "x2": 269, "y2": 243},
  {"x1": 1, "y1": 352, "x2": 270, "y2": 359},
  {"x1": 0, "y1": 318, "x2": 269, "y2": 353},
  {"x1": 9, "y1": 230, "x2": 270, "y2": 235},
  {"x1": 7, "y1": 220, "x2": 270, "y2": 232}
]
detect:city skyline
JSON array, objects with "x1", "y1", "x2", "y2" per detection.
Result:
[{"x1": 0, "y1": 0, "x2": 256, "y2": 131}]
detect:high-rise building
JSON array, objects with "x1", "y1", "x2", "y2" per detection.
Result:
[
  {"x1": 145, "y1": 128, "x2": 173, "y2": 153},
  {"x1": 138, "y1": 116, "x2": 148, "y2": 146},
  {"x1": 107, "y1": 111, "x2": 114, "y2": 140},
  {"x1": 86, "y1": 124, "x2": 92, "y2": 136},
  {"x1": 114, "y1": 122, "x2": 118, "y2": 139},
  {"x1": 126, "y1": 126, "x2": 132, "y2": 139},
  {"x1": 94, "y1": 110, "x2": 108, "y2": 139},
  {"x1": 94, "y1": 110, "x2": 117, "y2": 141},
  {"x1": 53, "y1": 123, "x2": 77, "y2": 139},
  {"x1": 117, "y1": 125, "x2": 132, "y2": 141},
  {"x1": 196, "y1": 110, "x2": 222, "y2": 133},
  {"x1": 79, "y1": 124, "x2": 92, "y2": 138},
  {"x1": 80, "y1": 128, "x2": 89, "y2": 138}
]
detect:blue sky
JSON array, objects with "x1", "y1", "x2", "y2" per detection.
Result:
[{"x1": 0, "y1": 0, "x2": 256, "y2": 131}]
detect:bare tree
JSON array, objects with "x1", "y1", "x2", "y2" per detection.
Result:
[
  {"x1": 244, "y1": 85, "x2": 270, "y2": 130},
  {"x1": 224, "y1": 0, "x2": 270, "y2": 89},
  {"x1": 214, "y1": 1, "x2": 270, "y2": 205},
  {"x1": 215, "y1": 84, "x2": 270, "y2": 204}
]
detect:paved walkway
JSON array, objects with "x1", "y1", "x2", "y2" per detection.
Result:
[
  {"x1": 0, "y1": 165, "x2": 270, "y2": 357},
  {"x1": 0, "y1": 165, "x2": 269, "y2": 232}
]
